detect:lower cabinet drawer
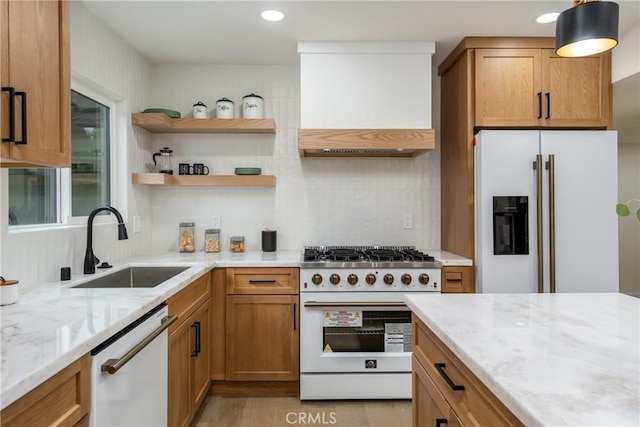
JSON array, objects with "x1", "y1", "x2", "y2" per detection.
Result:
[
  {"x1": 226, "y1": 268, "x2": 299, "y2": 295},
  {"x1": 413, "y1": 318, "x2": 522, "y2": 427}
]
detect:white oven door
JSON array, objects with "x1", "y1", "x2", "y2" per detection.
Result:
[{"x1": 300, "y1": 292, "x2": 414, "y2": 373}]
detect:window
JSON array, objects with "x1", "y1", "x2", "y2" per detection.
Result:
[{"x1": 8, "y1": 87, "x2": 113, "y2": 226}]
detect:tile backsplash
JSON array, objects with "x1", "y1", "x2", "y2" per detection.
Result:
[{"x1": 146, "y1": 64, "x2": 441, "y2": 252}]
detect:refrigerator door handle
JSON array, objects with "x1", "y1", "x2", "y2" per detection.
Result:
[
  {"x1": 534, "y1": 154, "x2": 544, "y2": 293},
  {"x1": 547, "y1": 155, "x2": 556, "y2": 293}
]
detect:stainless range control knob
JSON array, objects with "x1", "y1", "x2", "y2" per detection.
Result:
[
  {"x1": 311, "y1": 274, "x2": 323, "y2": 285},
  {"x1": 347, "y1": 274, "x2": 358, "y2": 285},
  {"x1": 401, "y1": 274, "x2": 412, "y2": 285},
  {"x1": 365, "y1": 274, "x2": 376, "y2": 285},
  {"x1": 330, "y1": 274, "x2": 340, "y2": 285},
  {"x1": 383, "y1": 274, "x2": 394, "y2": 285},
  {"x1": 419, "y1": 273, "x2": 430, "y2": 285}
]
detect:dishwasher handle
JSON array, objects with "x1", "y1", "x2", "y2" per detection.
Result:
[{"x1": 101, "y1": 314, "x2": 177, "y2": 375}]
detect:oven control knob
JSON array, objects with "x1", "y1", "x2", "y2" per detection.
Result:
[
  {"x1": 401, "y1": 274, "x2": 412, "y2": 285},
  {"x1": 311, "y1": 274, "x2": 323, "y2": 285},
  {"x1": 419, "y1": 273, "x2": 431, "y2": 285},
  {"x1": 347, "y1": 274, "x2": 358, "y2": 285},
  {"x1": 365, "y1": 274, "x2": 376, "y2": 285},
  {"x1": 330, "y1": 274, "x2": 341, "y2": 285},
  {"x1": 383, "y1": 274, "x2": 394, "y2": 285}
]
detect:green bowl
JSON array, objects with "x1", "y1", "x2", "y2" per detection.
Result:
[
  {"x1": 142, "y1": 108, "x2": 181, "y2": 118},
  {"x1": 235, "y1": 167, "x2": 262, "y2": 175}
]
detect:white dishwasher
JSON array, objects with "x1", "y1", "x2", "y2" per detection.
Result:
[{"x1": 90, "y1": 303, "x2": 176, "y2": 427}]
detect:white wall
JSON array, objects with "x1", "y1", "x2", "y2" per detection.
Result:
[
  {"x1": 0, "y1": 2, "x2": 153, "y2": 291},
  {"x1": 146, "y1": 65, "x2": 441, "y2": 252},
  {"x1": 612, "y1": 22, "x2": 640, "y2": 83}
]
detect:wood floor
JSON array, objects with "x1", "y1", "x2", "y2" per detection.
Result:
[{"x1": 191, "y1": 396, "x2": 412, "y2": 427}]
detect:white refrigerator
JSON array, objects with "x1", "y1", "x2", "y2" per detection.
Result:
[{"x1": 475, "y1": 130, "x2": 619, "y2": 293}]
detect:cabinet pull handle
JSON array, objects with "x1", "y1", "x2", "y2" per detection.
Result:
[
  {"x1": 249, "y1": 280, "x2": 277, "y2": 284},
  {"x1": 434, "y1": 363, "x2": 465, "y2": 391},
  {"x1": 436, "y1": 419, "x2": 448, "y2": 427},
  {"x1": 537, "y1": 92, "x2": 542, "y2": 119},
  {"x1": 195, "y1": 321, "x2": 201, "y2": 355},
  {"x1": 191, "y1": 323, "x2": 199, "y2": 357},
  {"x1": 1, "y1": 87, "x2": 16, "y2": 142},
  {"x1": 445, "y1": 277, "x2": 462, "y2": 282},
  {"x1": 102, "y1": 314, "x2": 177, "y2": 374},
  {"x1": 293, "y1": 303, "x2": 296, "y2": 330},
  {"x1": 545, "y1": 92, "x2": 550, "y2": 119},
  {"x1": 15, "y1": 91, "x2": 27, "y2": 145}
]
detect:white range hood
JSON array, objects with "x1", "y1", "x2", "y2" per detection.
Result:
[{"x1": 298, "y1": 42, "x2": 435, "y2": 157}]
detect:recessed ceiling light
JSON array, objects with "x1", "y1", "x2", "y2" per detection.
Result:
[
  {"x1": 261, "y1": 10, "x2": 285, "y2": 22},
  {"x1": 536, "y1": 12, "x2": 560, "y2": 24}
]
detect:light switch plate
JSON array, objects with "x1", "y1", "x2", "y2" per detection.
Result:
[
  {"x1": 212, "y1": 214, "x2": 221, "y2": 229},
  {"x1": 402, "y1": 213, "x2": 413, "y2": 230},
  {"x1": 133, "y1": 215, "x2": 142, "y2": 233}
]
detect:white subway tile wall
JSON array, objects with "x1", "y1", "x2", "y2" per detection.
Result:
[{"x1": 147, "y1": 65, "x2": 441, "y2": 252}]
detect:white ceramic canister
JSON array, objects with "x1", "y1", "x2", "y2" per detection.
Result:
[
  {"x1": 193, "y1": 101, "x2": 208, "y2": 119},
  {"x1": 216, "y1": 98, "x2": 234, "y2": 119},
  {"x1": 0, "y1": 277, "x2": 19, "y2": 305},
  {"x1": 242, "y1": 93, "x2": 264, "y2": 119}
]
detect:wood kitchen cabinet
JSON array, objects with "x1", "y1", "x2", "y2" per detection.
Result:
[
  {"x1": 412, "y1": 317, "x2": 523, "y2": 426},
  {"x1": 439, "y1": 37, "x2": 612, "y2": 261},
  {"x1": 441, "y1": 266, "x2": 475, "y2": 293},
  {"x1": 475, "y1": 47, "x2": 610, "y2": 128},
  {"x1": 167, "y1": 272, "x2": 211, "y2": 427},
  {"x1": 0, "y1": 354, "x2": 90, "y2": 427},
  {"x1": 223, "y1": 268, "x2": 300, "y2": 385},
  {"x1": 1, "y1": 0, "x2": 71, "y2": 168}
]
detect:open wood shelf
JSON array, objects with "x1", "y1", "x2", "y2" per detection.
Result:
[
  {"x1": 298, "y1": 128, "x2": 435, "y2": 157},
  {"x1": 132, "y1": 173, "x2": 276, "y2": 187},
  {"x1": 131, "y1": 113, "x2": 276, "y2": 134}
]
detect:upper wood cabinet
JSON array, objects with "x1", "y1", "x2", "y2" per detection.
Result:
[
  {"x1": 1, "y1": 0, "x2": 71, "y2": 168},
  {"x1": 475, "y1": 47, "x2": 610, "y2": 128}
]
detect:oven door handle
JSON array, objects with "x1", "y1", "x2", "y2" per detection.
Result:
[{"x1": 303, "y1": 301, "x2": 407, "y2": 308}]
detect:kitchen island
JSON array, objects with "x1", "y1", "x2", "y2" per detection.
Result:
[{"x1": 405, "y1": 293, "x2": 640, "y2": 427}]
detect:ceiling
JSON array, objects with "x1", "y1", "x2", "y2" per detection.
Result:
[{"x1": 81, "y1": 1, "x2": 640, "y2": 142}]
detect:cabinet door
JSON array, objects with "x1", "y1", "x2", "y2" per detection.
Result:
[
  {"x1": 168, "y1": 319, "x2": 192, "y2": 427},
  {"x1": 475, "y1": 49, "x2": 542, "y2": 127},
  {"x1": 541, "y1": 49, "x2": 610, "y2": 128},
  {"x1": 226, "y1": 295, "x2": 299, "y2": 381},
  {"x1": 441, "y1": 266, "x2": 475, "y2": 293},
  {"x1": 191, "y1": 301, "x2": 211, "y2": 409},
  {"x1": 413, "y1": 355, "x2": 459, "y2": 427},
  {"x1": 1, "y1": 0, "x2": 70, "y2": 167}
]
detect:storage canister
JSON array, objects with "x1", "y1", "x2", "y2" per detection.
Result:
[
  {"x1": 193, "y1": 101, "x2": 208, "y2": 119},
  {"x1": 216, "y1": 97, "x2": 234, "y2": 119},
  {"x1": 0, "y1": 277, "x2": 19, "y2": 305},
  {"x1": 179, "y1": 222, "x2": 195, "y2": 253},
  {"x1": 242, "y1": 93, "x2": 263, "y2": 119},
  {"x1": 204, "y1": 228, "x2": 221, "y2": 253},
  {"x1": 230, "y1": 236, "x2": 245, "y2": 252}
]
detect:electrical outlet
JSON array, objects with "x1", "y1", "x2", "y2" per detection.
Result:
[
  {"x1": 212, "y1": 214, "x2": 221, "y2": 229},
  {"x1": 402, "y1": 213, "x2": 413, "y2": 230},
  {"x1": 133, "y1": 215, "x2": 142, "y2": 233}
]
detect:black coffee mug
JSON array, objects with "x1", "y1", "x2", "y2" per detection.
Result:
[
  {"x1": 178, "y1": 163, "x2": 193, "y2": 175},
  {"x1": 193, "y1": 163, "x2": 209, "y2": 175}
]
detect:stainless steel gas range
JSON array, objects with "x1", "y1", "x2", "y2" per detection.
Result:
[{"x1": 299, "y1": 246, "x2": 442, "y2": 400}]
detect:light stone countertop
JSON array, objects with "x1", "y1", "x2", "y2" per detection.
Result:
[
  {"x1": 0, "y1": 248, "x2": 470, "y2": 410},
  {"x1": 405, "y1": 293, "x2": 640, "y2": 427}
]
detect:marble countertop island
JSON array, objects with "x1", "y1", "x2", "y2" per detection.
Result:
[{"x1": 405, "y1": 293, "x2": 640, "y2": 427}]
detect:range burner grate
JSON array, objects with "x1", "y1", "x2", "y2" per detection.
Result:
[{"x1": 303, "y1": 246, "x2": 435, "y2": 263}]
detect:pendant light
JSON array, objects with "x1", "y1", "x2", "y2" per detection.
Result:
[{"x1": 555, "y1": 0, "x2": 619, "y2": 57}]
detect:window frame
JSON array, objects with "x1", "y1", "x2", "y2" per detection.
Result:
[{"x1": 7, "y1": 74, "x2": 127, "y2": 230}]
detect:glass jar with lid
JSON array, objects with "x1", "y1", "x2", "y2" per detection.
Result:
[
  {"x1": 230, "y1": 236, "x2": 245, "y2": 252},
  {"x1": 179, "y1": 222, "x2": 195, "y2": 253},
  {"x1": 204, "y1": 228, "x2": 221, "y2": 253}
]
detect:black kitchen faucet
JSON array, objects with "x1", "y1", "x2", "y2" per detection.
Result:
[{"x1": 83, "y1": 206, "x2": 128, "y2": 274}]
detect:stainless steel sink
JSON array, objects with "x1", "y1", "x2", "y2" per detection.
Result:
[{"x1": 72, "y1": 266, "x2": 190, "y2": 289}]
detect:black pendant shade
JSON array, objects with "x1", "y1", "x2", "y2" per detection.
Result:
[{"x1": 555, "y1": 1, "x2": 619, "y2": 57}]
